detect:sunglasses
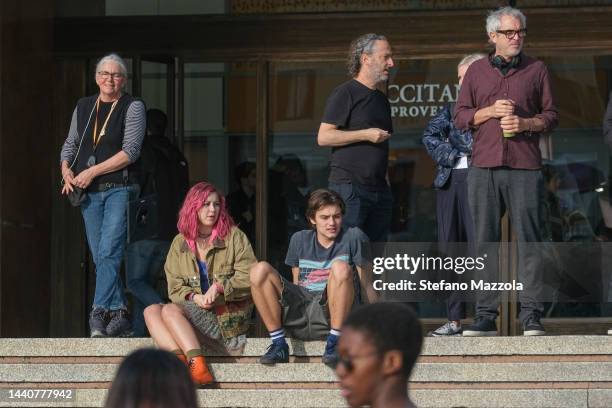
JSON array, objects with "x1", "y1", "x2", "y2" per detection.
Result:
[{"x1": 336, "y1": 351, "x2": 379, "y2": 372}]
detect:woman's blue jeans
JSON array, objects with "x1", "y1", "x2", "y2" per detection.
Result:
[{"x1": 81, "y1": 185, "x2": 134, "y2": 310}]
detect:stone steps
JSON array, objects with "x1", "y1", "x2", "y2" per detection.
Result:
[
  {"x1": 0, "y1": 337, "x2": 610, "y2": 407},
  {"x1": 2, "y1": 336, "x2": 611, "y2": 356},
  {"x1": 3, "y1": 361, "x2": 612, "y2": 383}
]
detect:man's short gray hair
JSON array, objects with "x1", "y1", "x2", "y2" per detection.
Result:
[
  {"x1": 347, "y1": 33, "x2": 387, "y2": 77},
  {"x1": 96, "y1": 53, "x2": 128, "y2": 78},
  {"x1": 486, "y1": 6, "x2": 527, "y2": 34},
  {"x1": 458, "y1": 53, "x2": 487, "y2": 69}
]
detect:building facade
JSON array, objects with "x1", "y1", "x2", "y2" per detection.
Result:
[{"x1": 1, "y1": 0, "x2": 611, "y2": 336}]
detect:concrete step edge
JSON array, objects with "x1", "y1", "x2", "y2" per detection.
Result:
[
  {"x1": 1, "y1": 362, "x2": 612, "y2": 383},
  {"x1": 0, "y1": 336, "x2": 611, "y2": 357}
]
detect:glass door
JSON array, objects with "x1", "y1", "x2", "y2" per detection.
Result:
[
  {"x1": 181, "y1": 61, "x2": 257, "y2": 248},
  {"x1": 137, "y1": 56, "x2": 177, "y2": 144}
]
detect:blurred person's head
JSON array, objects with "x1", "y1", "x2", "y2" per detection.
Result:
[
  {"x1": 336, "y1": 303, "x2": 423, "y2": 408},
  {"x1": 146, "y1": 109, "x2": 168, "y2": 137},
  {"x1": 278, "y1": 154, "x2": 307, "y2": 187},
  {"x1": 178, "y1": 181, "x2": 234, "y2": 252},
  {"x1": 234, "y1": 161, "x2": 256, "y2": 192},
  {"x1": 104, "y1": 348, "x2": 198, "y2": 408}
]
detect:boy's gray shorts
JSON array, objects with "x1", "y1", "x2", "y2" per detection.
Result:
[{"x1": 279, "y1": 277, "x2": 330, "y2": 340}]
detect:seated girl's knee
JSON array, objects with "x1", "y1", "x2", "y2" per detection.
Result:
[
  {"x1": 143, "y1": 303, "x2": 162, "y2": 322},
  {"x1": 160, "y1": 303, "x2": 182, "y2": 322}
]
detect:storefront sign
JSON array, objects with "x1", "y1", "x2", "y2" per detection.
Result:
[{"x1": 388, "y1": 83, "x2": 459, "y2": 118}]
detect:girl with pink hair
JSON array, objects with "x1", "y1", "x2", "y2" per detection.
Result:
[{"x1": 144, "y1": 182, "x2": 256, "y2": 385}]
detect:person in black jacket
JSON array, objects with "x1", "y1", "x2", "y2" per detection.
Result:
[
  {"x1": 227, "y1": 162, "x2": 256, "y2": 245},
  {"x1": 422, "y1": 53, "x2": 485, "y2": 336},
  {"x1": 125, "y1": 109, "x2": 189, "y2": 337}
]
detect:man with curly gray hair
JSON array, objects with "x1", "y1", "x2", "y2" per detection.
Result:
[{"x1": 317, "y1": 33, "x2": 394, "y2": 242}]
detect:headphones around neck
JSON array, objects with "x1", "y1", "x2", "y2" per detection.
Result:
[{"x1": 490, "y1": 54, "x2": 520, "y2": 69}]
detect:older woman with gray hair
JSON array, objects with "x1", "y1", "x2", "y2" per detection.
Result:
[{"x1": 60, "y1": 53, "x2": 145, "y2": 337}]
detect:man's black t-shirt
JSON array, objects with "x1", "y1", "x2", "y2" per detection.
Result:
[{"x1": 321, "y1": 79, "x2": 393, "y2": 188}]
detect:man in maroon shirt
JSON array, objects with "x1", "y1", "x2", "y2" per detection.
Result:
[{"x1": 454, "y1": 6, "x2": 558, "y2": 337}]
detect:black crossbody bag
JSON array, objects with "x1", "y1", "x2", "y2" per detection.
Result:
[{"x1": 64, "y1": 102, "x2": 96, "y2": 207}]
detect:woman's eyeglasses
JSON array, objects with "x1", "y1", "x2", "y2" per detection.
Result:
[{"x1": 97, "y1": 71, "x2": 125, "y2": 80}]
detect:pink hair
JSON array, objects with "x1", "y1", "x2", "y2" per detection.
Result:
[{"x1": 177, "y1": 182, "x2": 234, "y2": 253}]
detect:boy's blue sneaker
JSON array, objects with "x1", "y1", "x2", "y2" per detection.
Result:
[
  {"x1": 260, "y1": 341, "x2": 289, "y2": 364},
  {"x1": 322, "y1": 337, "x2": 339, "y2": 368}
]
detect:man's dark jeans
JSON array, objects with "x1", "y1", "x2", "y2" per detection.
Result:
[
  {"x1": 329, "y1": 182, "x2": 392, "y2": 242},
  {"x1": 467, "y1": 167, "x2": 546, "y2": 324}
]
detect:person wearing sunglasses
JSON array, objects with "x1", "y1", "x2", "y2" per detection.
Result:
[
  {"x1": 455, "y1": 6, "x2": 558, "y2": 337},
  {"x1": 60, "y1": 53, "x2": 145, "y2": 338},
  {"x1": 336, "y1": 303, "x2": 423, "y2": 408}
]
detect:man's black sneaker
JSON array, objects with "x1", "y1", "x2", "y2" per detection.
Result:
[
  {"x1": 322, "y1": 338, "x2": 339, "y2": 368},
  {"x1": 106, "y1": 309, "x2": 133, "y2": 337},
  {"x1": 259, "y1": 342, "x2": 289, "y2": 364},
  {"x1": 462, "y1": 318, "x2": 498, "y2": 337},
  {"x1": 89, "y1": 307, "x2": 109, "y2": 338},
  {"x1": 523, "y1": 316, "x2": 546, "y2": 336}
]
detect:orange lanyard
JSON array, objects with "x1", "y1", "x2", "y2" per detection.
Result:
[{"x1": 92, "y1": 97, "x2": 119, "y2": 149}]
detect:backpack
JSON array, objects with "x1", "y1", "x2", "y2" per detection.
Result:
[{"x1": 131, "y1": 136, "x2": 189, "y2": 242}]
